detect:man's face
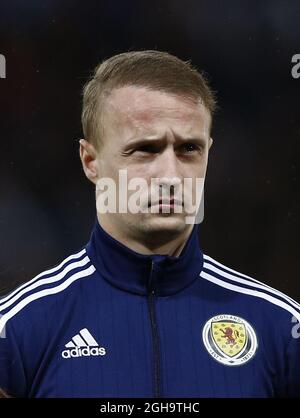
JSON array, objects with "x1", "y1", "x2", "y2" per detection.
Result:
[{"x1": 91, "y1": 85, "x2": 212, "y2": 242}]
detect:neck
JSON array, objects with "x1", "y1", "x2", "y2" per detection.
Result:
[{"x1": 97, "y1": 214, "x2": 194, "y2": 257}]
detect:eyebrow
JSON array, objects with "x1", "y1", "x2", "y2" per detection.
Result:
[{"x1": 124, "y1": 136, "x2": 207, "y2": 149}]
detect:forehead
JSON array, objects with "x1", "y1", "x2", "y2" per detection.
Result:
[{"x1": 103, "y1": 85, "x2": 210, "y2": 137}]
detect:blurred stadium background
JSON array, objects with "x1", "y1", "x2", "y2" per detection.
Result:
[{"x1": 0, "y1": 0, "x2": 299, "y2": 300}]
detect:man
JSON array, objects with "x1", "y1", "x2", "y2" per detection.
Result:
[{"x1": 0, "y1": 50, "x2": 299, "y2": 398}]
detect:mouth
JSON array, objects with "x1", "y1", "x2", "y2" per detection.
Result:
[{"x1": 148, "y1": 198, "x2": 183, "y2": 208}]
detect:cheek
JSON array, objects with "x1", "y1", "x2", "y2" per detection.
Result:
[
  {"x1": 98, "y1": 154, "x2": 123, "y2": 178},
  {"x1": 126, "y1": 164, "x2": 152, "y2": 182},
  {"x1": 182, "y1": 155, "x2": 208, "y2": 176}
]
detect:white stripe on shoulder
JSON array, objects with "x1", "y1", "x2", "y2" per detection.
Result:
[
  {"x1": 0, "y1": 256, "x2": 91, "y2": 313},
  {"x1": 0, "y1": 265, "x2": 96, "y2": 334},
  {"x1": 203, "y1": 254, "x2": 300, "y2": 310},
  {"x1": 200, "y1": 270, "x2": 300, "y2": 323},
  {"x1": 0, "y1": 249, "x2": 86, "y2": 307}
]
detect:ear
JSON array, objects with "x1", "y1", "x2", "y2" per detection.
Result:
[
  {"x1": 208, "y1": 137, "x2": 213, "y2": 150},
  {"x1": 79, "y1": 139, "x2": 99, "y2": 185}
]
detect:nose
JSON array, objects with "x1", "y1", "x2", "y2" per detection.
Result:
[
  {"x1": 154, "y1": 147, "x2": 182, "y2": 193},
  {"x1": 156, "y1": 147, "x2": 181, "y2": 179}
]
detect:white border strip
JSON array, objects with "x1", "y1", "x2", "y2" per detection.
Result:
[
  {"x1": 203, "y1": 260, "x2": 300, "y2": 311},
  {"x1": 0, "y1": 265, "x2": 96, "y2": 334},
  {"x1": 0, "y1": 249, "x2": 86, "y2": 306},
  {"x1": 200, "y1": 270, "x2": 300, "y2": 323},
  {"x1": 0, "y1": 256, "x2": 90, "y2": 312},
  {"x1": 204, "y1": 254, "x2": 299, "y2": 307}
]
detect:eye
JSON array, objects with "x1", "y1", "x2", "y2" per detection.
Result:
[
  {"x1": 181, "y1": 143, "x2": 201, "y2": 154},
  {"x1": 135, "y1": 144, "x2": 158, "y2": 154}
]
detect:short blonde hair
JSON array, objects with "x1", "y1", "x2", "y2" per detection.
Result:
[{"x1": 82, "y1": 50, "x2": 216, "y2": 148}]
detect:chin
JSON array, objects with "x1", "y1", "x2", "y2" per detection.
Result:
[{"x1": 145, "y1": 215, "x2": 187, "y2": 233}]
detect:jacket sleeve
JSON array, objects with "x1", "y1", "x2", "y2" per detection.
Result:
[
  {"x1": 286, "y1": 321, "x2": 300, "y2": 397},
  {"x1": 0, "y1": 320, "x2": 27, "y2": 397}
]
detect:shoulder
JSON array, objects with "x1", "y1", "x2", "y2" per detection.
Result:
[
  {"x1": 200, "y1": 253, "x2": 300, "y2": 324},
  {"x1": 0, "y1": 247, "x2": 95, "y2": 335}
]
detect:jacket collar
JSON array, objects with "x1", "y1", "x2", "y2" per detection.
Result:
[{"x1": 86, "y1": 219, "x2": 203, "y2": 296}]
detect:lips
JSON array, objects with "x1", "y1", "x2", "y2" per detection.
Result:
[
  {"x1": 149, "y1": 198, "x2": 183, "y2": 206},
  {"x1": 159, "y1": 199, "x2": 174, "y2": 205}
]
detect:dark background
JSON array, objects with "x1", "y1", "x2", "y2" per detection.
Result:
[{"x1": 0, "y1": 0, "x2": 299, "y2": 300}]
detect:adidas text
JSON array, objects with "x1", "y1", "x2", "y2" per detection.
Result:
[{"x1": 62, "y1": 346, "x2": 106, "y2": 359}]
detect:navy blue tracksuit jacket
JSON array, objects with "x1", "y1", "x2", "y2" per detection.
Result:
[{"x1": 0, "y1": 220, "x2": 300, "y2": 397}]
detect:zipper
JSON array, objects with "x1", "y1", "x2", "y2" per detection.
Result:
[{"x1": 147, "y1": 261, "x2": 162, "y2": 398}]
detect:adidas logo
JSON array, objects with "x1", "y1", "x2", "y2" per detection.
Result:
[{"x1": 61, "y1": 328, "x2": 106, "y2": 359}]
